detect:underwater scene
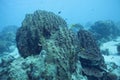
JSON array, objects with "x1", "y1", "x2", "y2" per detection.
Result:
[{"x1": 0, "y1": 0, "x2": 120, "y2": 80}]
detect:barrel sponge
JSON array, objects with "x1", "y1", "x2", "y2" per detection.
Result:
[{"x1": 16, "y1": 10, "x2": 67, "y2": 58}]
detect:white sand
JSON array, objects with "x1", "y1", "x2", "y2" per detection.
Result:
[
  {"x1": 100, "y1": 40, "x2": 120, "y2": 55},
  {"x1": 9, "y1": 47, "x2": 20, "y2": 58},
  {"x1": 100, "y1": 37, "x2": 120, "y2": 54},
  {"x1": 100, "y1": 37, "x2": 120, "y2": 66},
  {"x1": 103, "y1": 55, "x2": 120, "y2": 66}
]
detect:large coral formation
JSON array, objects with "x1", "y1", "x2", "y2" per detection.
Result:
[
  {"x1": 77, "y1": 30, "x2": 107, "y2": 80},
  {"x1": 16, "y1": 10, "x2": 67, "y2": 58},
  {"x1": 77, "y1": 30, "x2": 105, "y2": 66},
  {"x1": 15, "y1": 10, "x2": 80, "y2": 80},
  {"x1": 0, "y1": 10, "x2": 118, "y2": 80}
]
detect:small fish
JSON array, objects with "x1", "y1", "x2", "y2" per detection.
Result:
[{"x1": 58, "y1": 11, "x2": 61, "y2": 14}]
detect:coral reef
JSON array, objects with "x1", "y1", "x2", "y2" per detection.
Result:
[
  {"x1": 0, "y1": 10, "x2": 118, "y2": 80},
  {"x1": 77, "y1": 30, "x2": 107, "y2": 80},
  {"x1": 0, "y1": 25, "x2": 18, "y2": 54},
  {"x1": 0, "y1": 55, "x2": 15, "y2": 80},
  {"x1": 15, "y1": 10, "x2": 84, "y2": 80},
  {"x1": 16, "y1": 10, "x2": 67, "y2": 58},
  {"x1": 89, "y1": 20, "x2": 120, "y2": 43},
  {"x1": 0, "y1": 55, "x2": 87, "y2": 80}
]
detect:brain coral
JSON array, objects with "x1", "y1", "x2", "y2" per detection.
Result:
[{"x1": 16, "y1": 10, "x2": 67, "y2": 58}]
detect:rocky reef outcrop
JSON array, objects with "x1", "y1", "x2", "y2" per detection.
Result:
[
  {"x1": 77, "y1": 30, "x2": 108, "y2": 80},
  {"x1": 16, "y1": 10, "x2": 68, "y2": 58},
  {"x1": 89, "y1": 20, "x2": 120, "y2": 43},
  {"x1": 0, "y1": 10, "x2": 119, "y2": 80},
  {"x1": 13, "y1": 10, "x2": 85, "y2": 80},
  {"x1": 0, "y1": 55, "x2": 15, "y2": 80}
]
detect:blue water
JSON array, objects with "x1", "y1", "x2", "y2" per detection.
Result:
[{"x1": 0, "y1": 0, "x2": 120, "y2": 28}]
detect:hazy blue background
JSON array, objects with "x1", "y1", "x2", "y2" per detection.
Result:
[{"x1": 0, "y1": 0, "x2": 120, "y2": 29}]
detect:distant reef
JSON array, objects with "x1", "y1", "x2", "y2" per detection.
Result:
[
  {"x1": 0, "y1": 25, "x2": 18, "y2": 55},
  {"x1": 0, "y1": 10, "x2": 119, "y2": 80},
  {"x1": 89, "y1": 20, "x2": 120, "y2": 45}
]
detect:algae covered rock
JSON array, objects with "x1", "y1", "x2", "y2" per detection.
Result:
[
  {"x1": 15, "y1": 10, "x2": 79, "y2": 80},
  {"x1": 8, "y1": 56, "x2": 44, "y2": 80},
  {"x1": 77, "y1": 30, "x2": 106, "y2": 80},
  {"x1": 0, "y1": 55, "x2": 15, "y2": 80},
  {"x1": 77, "y1": 30, "x2": 104, "y2": 66},
  {"x1": 16, "y1": 10, "x2": 67, "y2": 58},
  {"x1": 77, "y1": 30, "x2": 119, "y2": 80}
]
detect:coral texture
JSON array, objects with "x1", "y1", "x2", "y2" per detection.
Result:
[
  {"x1": 15, "y1": 10, "x2": 83, "y2": 80},
  {"x1": 0, "y1": 10, "x2": 118, "y2": 80},
  {"x1": 89, "y1": 20, "x2": 120, "y2": 42},
  {"x1": 77, "y1": 30, "x2": 107, "y2": 80},
  {"x1": 16, "y1": 10, "x2": 67, "y2": 58}
]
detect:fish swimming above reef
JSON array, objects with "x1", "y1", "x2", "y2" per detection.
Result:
[{"x1": 58, "y1": 11, "x2": 61, "y2": 14}]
